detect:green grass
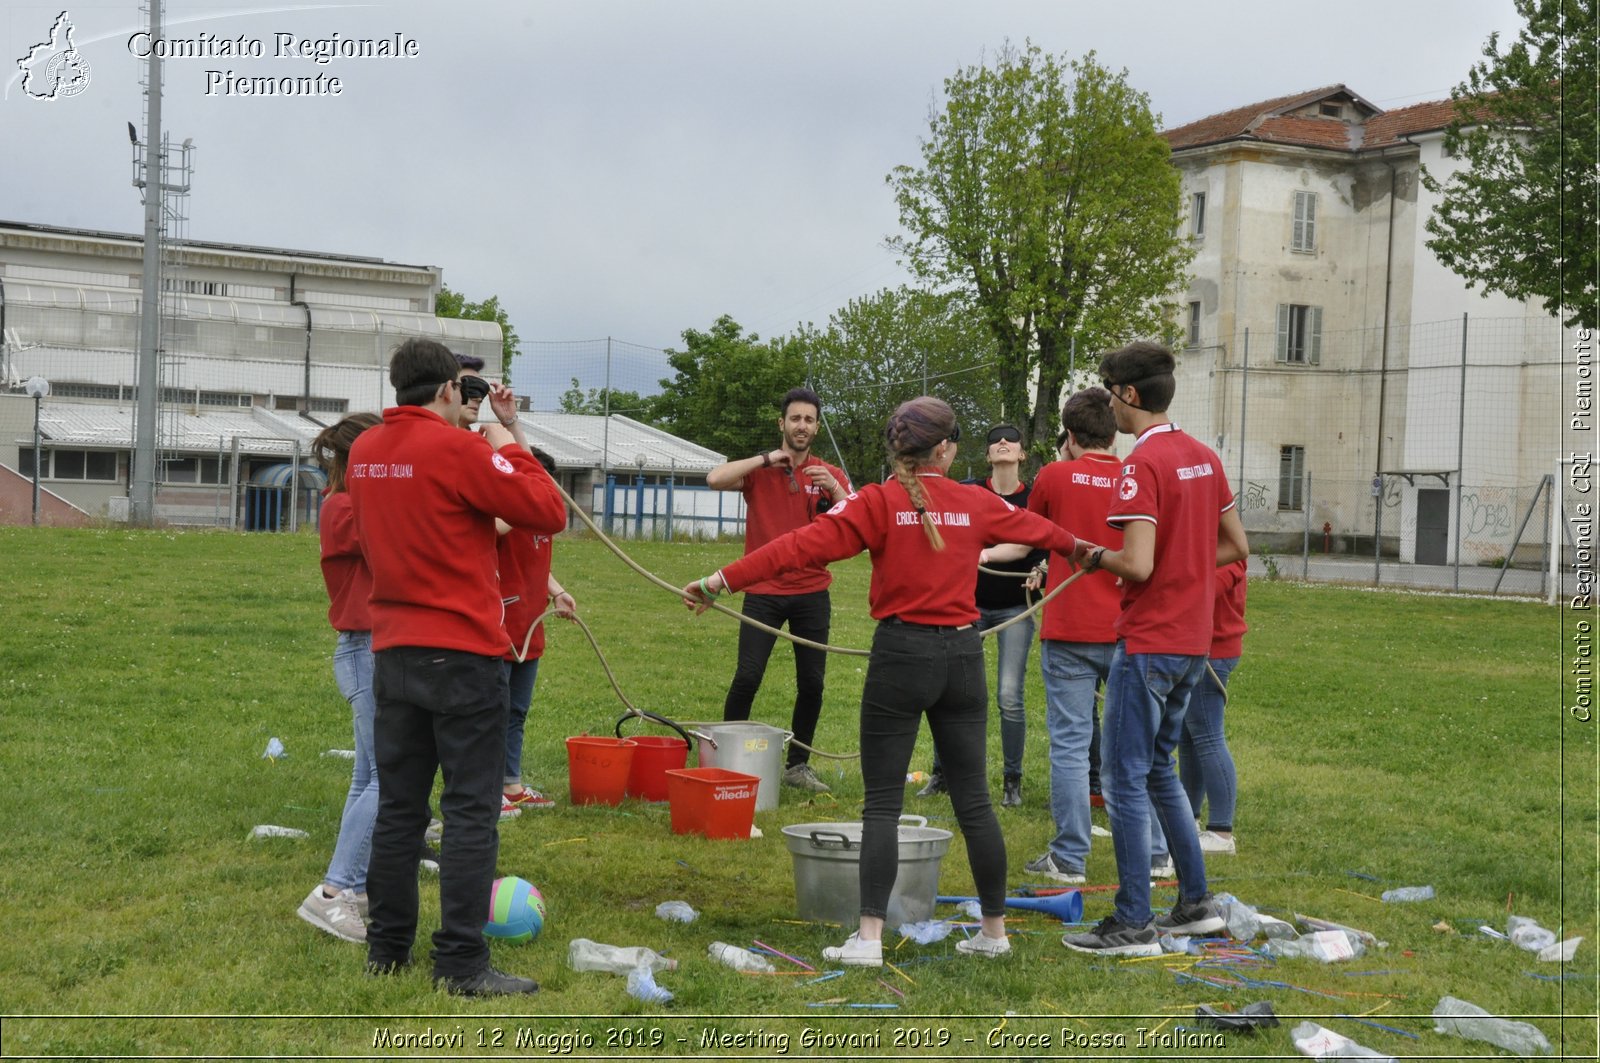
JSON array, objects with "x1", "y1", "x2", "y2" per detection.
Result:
[{"x1": 0, "y1": 527, "x2": 1592, "y2": 1059}]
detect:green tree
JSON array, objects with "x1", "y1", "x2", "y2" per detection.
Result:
[
  {"x1": 887, "y1": 43, "x2": 1193, "y2": 448},
  {"x1": 1421, "y1": 0, "x2": 1597, "y2": 328},
  {"x1": 435, "y1": 285, "x2": 523, "y2": 375},
  {"x1": 787, "y1": 286, "x2": 1003, "y2": 484},
  {"x1": 557, "y1": 377, "x2": 653, "y2": 420},
  {"x1": 654, "y1": 315, "x2": 807, "y2": 458}
]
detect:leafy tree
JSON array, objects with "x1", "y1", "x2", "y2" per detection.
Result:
[
  {"x1": 887, "y1": 42, "x2": 1193, "y2": 448},
  {"x1": 787, "y1": 286, "x2": 1004, "y2": 484},
  {"x1": 653, "y1": 315, "x2": 807, "y2": 458},
  {"x1": 557, "y1": 377, "x2": 654, "y2": 420},
  {"x1": 1421, "y1": 0, "x2": 1597, "y2": 328},
  {"x1": 435, "y1": 285, "x2": 523, "y2": 375}
]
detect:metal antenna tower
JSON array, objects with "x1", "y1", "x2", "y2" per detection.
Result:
[{"x1": 128, "y1": 0, "x2": 193, "y2": 525}]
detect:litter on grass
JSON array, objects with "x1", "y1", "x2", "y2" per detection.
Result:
[
  {"x1": 1538, "y1": 937, "x2": 1582, "y2": 962},
  {"x1": 626, "y1": 964, "x2": 674, "y2": 1005},
  {"x1": 321, "y1": 749, "x2": 355, "y2": 759},
  {"x1": 1262, "y1": 929, "x2": 1365, "y2": 963},
  {"x1": 250, "y1": 824, "x2": 307, "y2": 839},
  {"x1": 1290, "y1": 1020, "x2": 1396, "y2": 1062},
  {"x1": 655, "y1": 900, "x2": 698, "y2": 923},
  {"x1": 1433, "y1": 995, "x2": 1553, "y2": 1056},
  {"x1": 261, "y1": 737, "x2": 286, "y2": 759},
  {"x1": 897, "y1": 920, "x2": 954, "y2": 945},
  {"x1": 1194, "y1": 1001, "x2": 1279, "y2": 1033}
]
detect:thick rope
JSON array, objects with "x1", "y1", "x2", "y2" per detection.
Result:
[{"x1": 550, "y1": 477, "x2": 1083, "y2": 652}]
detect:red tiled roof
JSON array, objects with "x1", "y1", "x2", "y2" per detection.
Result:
[
  {"x1": 1163, "y1": 85, "x2": 1348, "y2": 150},
  {"x1": 1164, "y1": 84, "x2": 1490, "y2": 155}
]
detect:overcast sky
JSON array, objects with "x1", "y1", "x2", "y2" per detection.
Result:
[{"x1": 3, "y1": 0, "x2": 1525, "y2": 396}]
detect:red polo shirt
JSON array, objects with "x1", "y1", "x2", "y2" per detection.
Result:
[
  {"x1": 1105, "y1": 424, "x2": 1235, "y2": 656},
  {"x1": 499, "y1": 528, "x2": 554, "y2": 663},
  {"x1": 738, "y1": 457, "x2": 851, "y2": 596},
  {"x1": 1028, "y1": 452, "x2": 1124, "y2": 643}
]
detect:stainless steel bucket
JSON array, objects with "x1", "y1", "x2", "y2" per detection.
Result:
[
  {"x1": 780, "y1": 815, "x2": 953, "y2": 927},
  {"x1": 689, "y1": 722, "x2": 787, "y2": 812}
]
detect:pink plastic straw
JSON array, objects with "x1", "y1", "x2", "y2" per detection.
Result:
[{"x1": 751, "y1": 938, "x2": 816, "y2": 972}]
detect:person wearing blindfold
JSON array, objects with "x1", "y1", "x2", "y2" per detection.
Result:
[
  {"x1": 451, "y1": 357, "x2": 577, "y2": 821},
  {"x1": 913, "y1": 423, "x2": 1042, "y2": 810}
]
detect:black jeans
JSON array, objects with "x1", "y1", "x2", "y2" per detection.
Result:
[
  {"x1": 722, "y1": 590, "x2": 829, "y2": 768},
  {"x1": 858, "y1": 621, "x2": 1007, "y2": 918},
  {"x1": 367, "y1": 647, "x2": 507, "y2": 977}
]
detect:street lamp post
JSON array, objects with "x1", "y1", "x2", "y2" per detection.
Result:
[{"x1": 24, "y1": 376, "x2": 50, "y2": 525}]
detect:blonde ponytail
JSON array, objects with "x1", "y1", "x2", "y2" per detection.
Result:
[{"x1": 893, "y1": 453, "x2": 945, "y2": 551}]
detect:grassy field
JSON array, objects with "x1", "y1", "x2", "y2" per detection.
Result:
[{"x1": 0, "y1": 526, "x2": 1592, "y2": 1060}]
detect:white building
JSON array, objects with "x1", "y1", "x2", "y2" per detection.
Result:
[
  {"x1": 1162, "y1": 86, "x2": 1574, "y2": 564},
  {"x1": 0, "y1": 221, "x2": 724, "y2": 529}
]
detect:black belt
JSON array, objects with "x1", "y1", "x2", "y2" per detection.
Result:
[{"x1": 881, "y1": 616, "x2": 974, "y2": 631}]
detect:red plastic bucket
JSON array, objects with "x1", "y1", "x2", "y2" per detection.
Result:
[
  {"x1": 566, "y1": 736, "x2": 636, "y2": 806},
  {"x1": 665, "y1": 767, "x2": 760, "y2": 840},
  {"x1": 625, "y1": 736, "x2": 689, "y2": 802}
]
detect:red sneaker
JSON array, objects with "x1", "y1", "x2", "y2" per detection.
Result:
[{"x1": 505, "y1": 786, "x2": 556, "y2": 811}]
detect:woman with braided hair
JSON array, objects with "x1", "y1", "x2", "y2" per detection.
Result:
[{"x1": 683, "y1": 397, "x2": 1083, "y2": 966}]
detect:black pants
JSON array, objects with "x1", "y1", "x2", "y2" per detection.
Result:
[
  {"x1": 722, "y1": 590, "x2": 829, "y2": 768},
  {"x1": 367, "y1": 646, "x2": 507, "y2": 978},
  {"x1": 858, "y1": 621, "x2": 1007, "y2": 918}
]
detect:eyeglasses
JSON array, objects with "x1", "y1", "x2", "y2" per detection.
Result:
[
  {"x1": 986, "y1": 426, "x2": 1022, "y2": 445},
  {"x1": 458, "y1": 376, "x2": 491, "y2": 403},
  {"x1": 948, "y1": 424, "x2": 961, "y2": 443}
]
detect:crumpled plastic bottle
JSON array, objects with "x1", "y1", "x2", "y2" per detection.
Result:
[
  {"x1": 1379, "y1": 885, "x2": 1434, "y2": 903},
  {"x1": 654, "y1": 900, "x2": 698, "y2": 923},
  {"x1": 707, "y1": 941, "x2": 775, "y2": 973},
  {"x1": 261, "y1": 737, "x2": 286, "y2": 759},
  {"x1": 1263, "y1": 929, "x2": 1365, "y2": 963},
  {"x1": 626, "y1": 963, "x2": 675, "y2": 1005},
  {"x1": 568, "y1": 938, "x2": 678, "y2": 975},
  {"x1": 250, "y1": 824, "x2": 308, "y2": 839},
  {"x1": 1432, "y1": 995, "x2": 1553, "y2": 1056},
  {"x1": 896, "y1": 920, "x2": 954, "y2": 945},
  {"x1": 1290, "y1": 1020, "x2": 1397, "y2": 1061},
  {"x1": 1507, "y1": 915, "x2": 1557, "y2": 953}
]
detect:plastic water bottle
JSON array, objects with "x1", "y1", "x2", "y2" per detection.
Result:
[
  {"x1": 1379, "y1": 885, "x2": 1434, "y2": 902},
  {"x1": 906, "y1": 771, "x2": 927, "y2": 784},
  {"x1": 655, "y1": 900, "x2": 698, "y2": 923},
  {"x1": 1433, "y1": 995, "x2": 1554, "y2": 1056},
  {"x1": 1262, "y1": 929, "x2": 1365, "y2": 963},
  {"x1": 707, "y1": 941, "x2": 775, "y2": 973},
  {"x1": 626, "y1": 963, "x2": 674, "y2": 1004},
  {"x1": 250, "y1": 824, "x2": 308, "y2": 839},
  {"x1": 1507, "y1": 915, "x2": 1558, "y2": 953},
  {"x1": 1290, "y1": 1021, "x2": 1397, "y2": 1061},
  {"x1": 568, "y1": 938, "x2": 678, "y2": 975}
]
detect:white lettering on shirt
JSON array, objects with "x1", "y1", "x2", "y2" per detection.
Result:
[
  {"x1": 895, "y1": 510, "x2": 972, "y2": 526},
  {"x1": 1174, "y1": 462, "x2": 1215, "y2": 481},
  {"x1": 1072, "y1": 472, "x2": 1115, "y2": 488}
]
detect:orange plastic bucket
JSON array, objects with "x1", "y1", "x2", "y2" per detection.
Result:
[
  {"x1": 566, "y1": 736, "x2": 636, "y2": 806},
  {"x1": 665, "y1": 767, "x2": 760, "y2": 840},
  {"x1": 625, "y1": 736, "x2": 689, "y2": 802}
]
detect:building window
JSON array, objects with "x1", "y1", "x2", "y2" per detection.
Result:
[
  {"x1": 163, "y1": 456, "x2": 227, "y2": 485},
  {"x1": 1275, "y1": 303, "x2": 1323, "y2": 364},
  {"x1": 1190, "y1": 191, "x2": 1206, "y2": 239},
  {"x1": 1319, "y1": 102, "x2": 1342, "y2": 118},
  {"x1": 51, "y1": 382, "x2": 120, "y2": 400},
  {"x1": 20, "y1": 447, "x2": 119, "y2": 481},
  {"x1": 1279, "y1": 446, "x2": 1306, "y2": 510},
  {"x1": 1291, "y1": 191, "x2": 1317, "y2": 252},
  {"x1": 1187, "y1": 301, "x2": 1202, "y2": 348},
  {"x1": 308, "y1": 397, "x2": 349, "y2": 414}
]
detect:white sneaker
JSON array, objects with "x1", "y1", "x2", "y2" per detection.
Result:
[
  {"x1": 297, "y1": 885, "x2": 366, "y2": 943},
  {"x1": 955, "y1": 932, "x2": 1012, "y2": 958},
  {"x1": 1150, "y1": 859, "x2": 1176, "y2": 881},
  {"x1": 1198, "y1": 830, "x2": 1236, "y2": 854},
  {"x1": 821, "y1": 933, "x2": 883, "y2": 967}
]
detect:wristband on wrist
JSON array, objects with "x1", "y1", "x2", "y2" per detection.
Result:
[
  {"x1": 759, "y1": 452, "x2": 771, "y2": 467},
  {"x1": 698, "y1": 576, "x2": 719, "y2": 599}
]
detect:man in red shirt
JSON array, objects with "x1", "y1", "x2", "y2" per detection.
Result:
[
  {"x1": 706, "y1": 387, "x2": 850, "y2": 793},
  {"x1": 348, "y1": 338, "x2": 567, "y2": 995},
  {"x1": 1062, "y1": 342, "x2": 1249, "y2": 958}
]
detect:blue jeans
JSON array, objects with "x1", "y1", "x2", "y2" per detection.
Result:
[
  {"x1": 1102, "y1": 644, "x2": 1209, "y2": 928},
  {"x1": 503, "y1": 658, "x2": 541, "y2": 786},
  {"x1": 859, "y1": 621, "x2": 1007, "y2": 918},
  {"x1": 1039, "y1": 641, "x2": 1113, "y2": 873},
  {"x1": 932, "y1": 604, "x2": 1034, "y2": 779},
  {"x1": 324, "y1": 631, "x2": 378, "y2": 894},
  {"x1": 1178, "y1": 657, "x2": 1239, "y2": 830}
]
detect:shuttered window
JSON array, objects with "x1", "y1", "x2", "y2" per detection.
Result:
[
  {"x1": 1292, "y1": 191, "x2": 1317, "y2": 252},
  {"x1": 1275, "y1": 304, "x2": 1322, "y2": 365}
]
